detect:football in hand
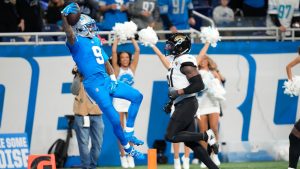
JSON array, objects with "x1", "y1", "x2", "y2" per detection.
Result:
[
  {"x1": 67, "y1": 12, "x2": 81, "y2": 26},
  {"x1": 64, "y1": 1, "x2": 81, "y2": 26}
]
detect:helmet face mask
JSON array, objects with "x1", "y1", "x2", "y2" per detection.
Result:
[
  {"x1": 164, "y1": 41, "x2": 175, "y2": 56},
  {"x1": 73, "y1": 14, "x2": 98, "y2": 38},
  {"x1": 165, "y1": 33, "x2": 191, "y2": 56}
]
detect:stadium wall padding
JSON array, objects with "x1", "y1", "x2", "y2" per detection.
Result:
[{"x1": 0, "y1": 41, "x2": 300, "y2": 166}]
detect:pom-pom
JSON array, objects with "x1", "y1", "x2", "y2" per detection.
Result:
[
  {"x1": 207, "y1": 78, "x2": 226, "y2": 101},
  {"x1": 200, "y1": 70, "x2": 226, "y2": 101},
  {"x1": 112, "y1": 21, "x2": 137, "y2": 43},
  {"x1": 200, "y1": 26, "x2": 221, "y2": 47},
  {"x1": 138, "y1": 27, "x2": 158, "y2": 47},
  {"x1": 283, "y1": 76, "x2": 300, "y2": 97}
]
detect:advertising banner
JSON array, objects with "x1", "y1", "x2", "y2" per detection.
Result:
[{"x1": 0, "y1": 41, "x2": 300, "y2": 165}]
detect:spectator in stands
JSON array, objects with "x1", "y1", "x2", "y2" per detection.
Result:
[
  {"x1": 16, "y1": 0, "x2": 44, "y2": 32},
  {"x1": 159, "y1": 0, "x2": 195, "y2": 33},
  {"x1": 192, "y1": 0, "x2": 213, "y2": 17},
  {"x1": 266, "y1": 0, "x2": 300, "y2": 37},
  {"x1": 71, "y1": 65, "x2": 105, "y2": 169},
  {"x1": 192, "y1": 0, "x2": 217, "y2": 29},
  {"x1": 76, "y1": 0, "x2": 101, "y2": 20},
  {"x1": 0, "y1": 0, "x2": 23, "y2": 33},
  {"x1": 45, "y1": 0, "x2": 64, "y2": 25},
  {"x1": 127, "y1": 0, "x2": 160, "y2": 30},
  {"x1": 111, "y1": 37, "x2": 140, "y2": 168},
  {"x1": 213, "y1": 0, "x2": 234, "y2": 27},
  {"x1": 99, "y1": 0, "x2": 129, "y2": 31}
]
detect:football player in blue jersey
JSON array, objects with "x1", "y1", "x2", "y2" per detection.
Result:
[
  {"x1": 159, "y1": 0, "x2": 196, "y2": 33},
  {"x1": 61, "y1": 2, "x2": 144, "y2": 160}
]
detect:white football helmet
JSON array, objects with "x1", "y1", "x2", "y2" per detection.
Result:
[{"x1": 73, "y1": 14, "x2": 98, "y2": 38}]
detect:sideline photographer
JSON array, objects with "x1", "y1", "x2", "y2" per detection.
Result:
[{"x1": 71, "y1": 65, "x2": 104, "y2": 169}]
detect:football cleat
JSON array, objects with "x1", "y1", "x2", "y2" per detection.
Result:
[
  {"x1": 211, "y1": 154, "x2": 221, "y2": 166},
  {"x1": 206, "y1": 129, "x2": 219, "y2": 154},
  {"x1": 124, "y1": 146, "x2": 145, "y2": 160},
  {"x1": 211, "y1": 143, "x2": 219, "y2": 154},
  {"x1": 124, "y1": 131, "x2": 144, "y2": 145},
  {"x1": 206, "y1": 129, "x2": 216, "y2": 146}
]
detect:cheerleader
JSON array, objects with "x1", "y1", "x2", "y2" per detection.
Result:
[
  {"x1": 285, "y1": 48, "x2": 300, "y2": 169},
  {"x1": 196, "y1": 43, "x2": 225, "y2": 168},
  {"x1": 112, "y1": 37, "x2": 140, "y2": 168}
]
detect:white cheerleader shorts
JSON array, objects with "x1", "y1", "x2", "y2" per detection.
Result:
[
  {"x1": 113, "y1": 98, "x2": 131, "y2": 112},
  {"x1": 196, "y1": 92, "x2": 220, "y2": 117}
]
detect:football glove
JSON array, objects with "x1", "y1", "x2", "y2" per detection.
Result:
[
  {"x1": 168, "y1": 87, "x2": 179, "y2": 99},
  {"x1": 61, "y1": 2, "x2": 79, "y2": 16},
  {"x1": 109, "y1": 74, "x2": 118, "y2": 94}
]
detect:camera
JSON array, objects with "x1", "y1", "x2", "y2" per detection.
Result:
[{"x1": 163, "y1": 99, "x2": 173, "y2": 114}]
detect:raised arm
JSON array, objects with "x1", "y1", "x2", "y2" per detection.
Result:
[
  {"x1": 196, "y1": 43, "x2": 210, "y2": 64},
  {"x1": 286, "y1": 56, "x2": 300, "y2": 80},
  {"x1": 111, "y1": 37, "x2": 120, "y2": 76},
  {"x1": 61, "y1": 3, "x2": 80, "y2": 45},
  {"x1": 151, "y1": 45, "x2": 171, "y2": 69},
  {"x1": 130, "y1": 38, "x2": 140, "y2": 73}
]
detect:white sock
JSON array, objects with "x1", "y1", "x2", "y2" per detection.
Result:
[
  {"x1": 124, "y1": 143, "x2": 130, "y2": 149},
  {"x1": 125, "y1": 127, "x2": 134, "y2": 133}
]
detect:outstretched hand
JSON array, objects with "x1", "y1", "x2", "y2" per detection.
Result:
[
  {"x1": 109, "y1": 80, "x2": 118, "y2": 94},
  {"x1": 61, "y1": 2, "x2": 79, "y2": 16},
  {"x1": 109, "y1": 75, "x2": 118, "y2": 94}
]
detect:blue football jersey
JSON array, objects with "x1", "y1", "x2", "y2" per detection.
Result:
[
  {"x1": 159, "y1": 0, "x2": 193, "y2": 29},
  {"x1": 99, "y1": 0, "x2": 129, "y2": 30},
  {"x1": 67, "y1": 36, "x2": 109, "y2": 82}
]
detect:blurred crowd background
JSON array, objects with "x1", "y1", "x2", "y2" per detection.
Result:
[{"x1": 1, "y1": 0, "x2": 299, "y2": 42}]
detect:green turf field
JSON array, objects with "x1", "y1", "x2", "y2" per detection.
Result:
[{"x1": 96, "y1": 161, "x2": 288, "y2": 169}]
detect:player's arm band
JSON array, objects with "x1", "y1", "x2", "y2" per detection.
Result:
[
  {"x1": 183, "y1": 74, "x2": 205, "y2": 94},
  {"x1": 160, "y1": 14, "x2": 173, "y2": 28},
  {"x1": 270, "y1": 14, "x2": 282, "y2": 27}
]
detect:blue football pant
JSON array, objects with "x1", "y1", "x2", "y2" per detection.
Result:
[
  {"x1": 112, "y1": 82, "x2": 143, "y2": 128},
  {"x1": 84, "y1": 80, "x2": 142, "y2": 146}
]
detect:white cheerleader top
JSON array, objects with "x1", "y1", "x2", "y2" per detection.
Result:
[
  {"x1": 117, "y1": 67, "x2": 134, "y2": 86},
  {"x1": 199, "y1": 69, "x2": 226, "y2": 101},
  {"x1": 199, "y1": 69, "x2": 215, "y2": 86}
]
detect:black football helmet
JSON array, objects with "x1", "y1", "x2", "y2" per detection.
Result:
[{"x1": 165, "y1": 33, "x2": 191, "y2": 56}]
